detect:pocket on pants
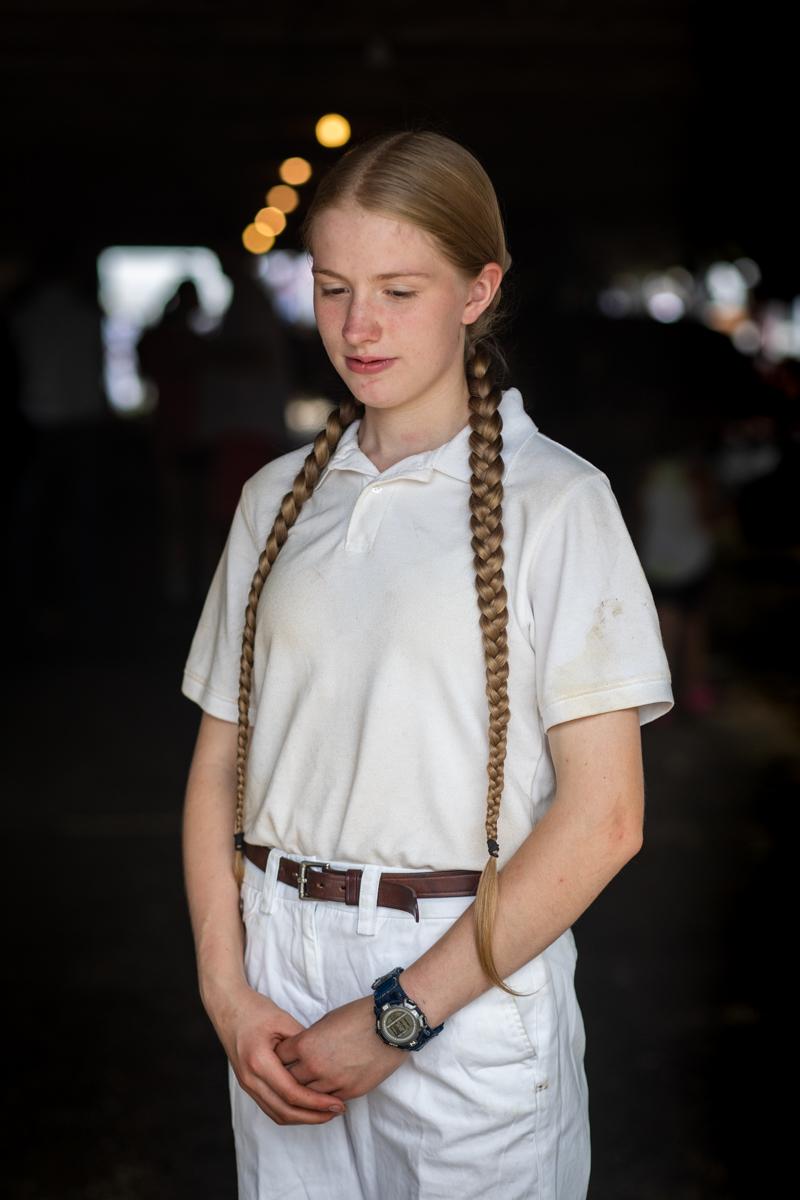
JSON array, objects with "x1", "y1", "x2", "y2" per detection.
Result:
[
  {"x1": 501, "y1": 950, "x2": 551, "y2": 1060},
  {"x1": 239, "y1": 878, "x2": 269, "y2": 993},
  {"x1": 438, "y1": 950, "x2": 550, "y2": 1071}
]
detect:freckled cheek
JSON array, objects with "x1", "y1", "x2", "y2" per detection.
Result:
[
  {"x1": 386, "y1": 310, "x2": 442, "y2": 351},
  {"x1": 315, "y1": 310, "x2": 344, "y2": 348}
]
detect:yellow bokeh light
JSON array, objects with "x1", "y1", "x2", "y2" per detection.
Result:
[
  {"x1": 242, "y1": 224, "x2": 275, "y2": 254},
  {"x1": 315, "y1": 113, "x2": 351, "y2": 148},
  {"x1": 254, "y1": 206, "x2": 287, "y2": 236},
  {"x1": 279, "y1": 156, "x2": 312, "y2": 186},
  {"x1": 266, "y1": 184, "x2": 299, "y2": 213}
]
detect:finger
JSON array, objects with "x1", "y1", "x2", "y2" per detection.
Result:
[
  {"x1": 250, "y1": 1087, "x2": 342, "y2": 1126},
  {"x1": 245, "y1": 1076, "x2": 346, "y2": 1126},
  {"x1": 238, "y1": 1049, "x2": 346, "y2": 1117},
  {"x1": 274, "y1": 1037, "x2": 298, "y2": 1065},
  {"x1": 280, "y1": 1069, "x2": 343, "y2": 1110},
  {"x1": 278, "y1": 1048, "x2": 342, "y2": 1093},
  {"x1": 269, "y1": 1061, "x2": 347, "y2": 1114},
  {"x1": 283, "y1": 1061, "x2": 315, "y2": 1086}
]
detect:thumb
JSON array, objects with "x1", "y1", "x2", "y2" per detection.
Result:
[
  {"x1": 269, "y1": 1008, "x2": 307, "y2": 1040},
  {"x1": 273, "y1": 1021, "x2": 305, "y2": 1057}
]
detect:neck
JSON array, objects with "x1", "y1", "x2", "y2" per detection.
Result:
[{"x1": 356, "y1": 382, "x2": 474, "y2": 473}]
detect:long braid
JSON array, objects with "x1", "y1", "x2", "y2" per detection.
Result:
[
  {"x1": 232, "y1": 395, "x2": 365, "y2": 893},
  {"x1": 465, "y1": 338, "x2": 524, "y2": 997}
]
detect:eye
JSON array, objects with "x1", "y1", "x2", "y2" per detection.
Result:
[{"x1": 317, "y1": 287, "x2": 417, "y2": 300}]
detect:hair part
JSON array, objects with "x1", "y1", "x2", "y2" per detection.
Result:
[{"x1": 233, "y1": 128, "x2": 530, "y2": 999}]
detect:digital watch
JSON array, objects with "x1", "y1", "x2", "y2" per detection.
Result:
[{"x1": 371, "y1": 966, "x2": 444, "y2": 1051}]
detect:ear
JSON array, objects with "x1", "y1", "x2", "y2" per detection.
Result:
[{"x1": 462, "y1": 262, "x2": 504, "y2": 326}]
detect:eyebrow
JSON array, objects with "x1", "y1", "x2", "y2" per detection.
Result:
[{"x1": 311, "y1": 268, "x2": 432, "y2": 281}]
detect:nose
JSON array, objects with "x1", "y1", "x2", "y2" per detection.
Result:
[{"x1": 341, "y1": 296, "x2": 381, "y2": 350}]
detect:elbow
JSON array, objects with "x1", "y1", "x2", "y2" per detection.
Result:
[
  {"x1": 622, "y1": 824, "x2": 644, "y2": 862},
  {"x1": 605, "y1": 807, "x2": 644, "y2": 865}
]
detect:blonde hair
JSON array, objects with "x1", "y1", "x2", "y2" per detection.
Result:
[{"x1": 232, "y1": 128, "x2": 527, "y2": 997}]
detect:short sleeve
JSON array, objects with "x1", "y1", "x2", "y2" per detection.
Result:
[
  {"x1": 180, "y1": 485, "x2": 260, "y2": 724},
  {"x1": 529, "y1": 471, "x2": 674, "y2": 731}
]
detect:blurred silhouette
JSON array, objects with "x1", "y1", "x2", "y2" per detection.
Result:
[
  {"x1": 714, "y1": 412, "x2": 785, "y2": 549},
  {"x1": 199, "y1": 243, "x2": 292, "y2": 557},
  {"x1": 636, "y1": 436, "x2": 728, "y2": 717},
  {"x1": 8, "y1": 248, "x2": 110, "y2": 641},
  {"x1": 137, "y1": 279, "x2": 210, "y2": 606}
]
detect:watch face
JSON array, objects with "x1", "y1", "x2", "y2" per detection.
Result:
[{"x1": 379, "y1": 1005, "x2": 420, "y2": 1047}]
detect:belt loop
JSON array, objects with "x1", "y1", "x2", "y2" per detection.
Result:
[
  {"x1": 356, "y1": 864, "x2": 383, "y2": 936},
  {"x1": 259, "y1": 846, "x2": 283, "y2": 916}
]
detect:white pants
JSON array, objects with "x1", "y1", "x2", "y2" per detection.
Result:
[{"x1": 230, "y1": 847, "x2": 591, "y2": 1199}]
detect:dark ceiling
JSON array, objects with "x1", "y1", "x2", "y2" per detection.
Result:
[{"x1": 2, "y1": 1, "x2": 794, "y2": 294}]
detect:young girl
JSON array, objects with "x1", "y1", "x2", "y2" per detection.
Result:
[{"x1": 180, "y1": 129, "x2": 674, "y2": 1200}]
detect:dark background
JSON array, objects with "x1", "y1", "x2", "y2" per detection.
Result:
[{"x1": 3, "y1": 3, "x2": 796, "y2": 1197}]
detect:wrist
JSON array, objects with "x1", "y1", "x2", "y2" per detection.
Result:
[
  {"x1": 396, "y1": 966, "x2": 447, "y2": 1031},
  {"x1": 199, "y1": 966, "x2": 250, "y2": 1019}
]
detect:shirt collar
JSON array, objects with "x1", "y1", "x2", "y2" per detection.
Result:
[{"x1": 316, "y1": 387, "x2": 537, "y2": 488}]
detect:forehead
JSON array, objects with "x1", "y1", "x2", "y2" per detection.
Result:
[{"x1": 309, "y1": 204, "x2": 445, "y2": 269}]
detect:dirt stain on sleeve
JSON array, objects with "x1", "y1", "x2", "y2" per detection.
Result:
[
  {"x1": 550, "y1": 597, "x2": 625, "y2": 698},
  {"x1": 588, "y1": 597, "x2": 624, "y2": 641}
]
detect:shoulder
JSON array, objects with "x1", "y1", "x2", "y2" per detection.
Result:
[
  {"x1": 239, "y1": 440, "x2": 315, "y2": 538},
  {"x1": 506, "y1": 427, "x2": 610, "y2": 518}
]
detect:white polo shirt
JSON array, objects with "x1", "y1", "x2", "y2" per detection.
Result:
[{"x1": 181, "y1": 386, "x2": 674, "y2": 872}]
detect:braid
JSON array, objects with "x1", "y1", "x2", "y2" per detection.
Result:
[
  {"x1": 232, "y1": 395, "x2": 364, "y2": 892},
  {"x1": 465, "y1": 338, "x2": 523, "y2": 998}
]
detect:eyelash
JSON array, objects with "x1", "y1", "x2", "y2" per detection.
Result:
[{"x1": 319, "y1": 288, "x2": 417, "y2": 300}]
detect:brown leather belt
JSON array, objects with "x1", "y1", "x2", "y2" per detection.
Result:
[{"x1": 243, "y1": 841, "x2": 481, "y2": 923}]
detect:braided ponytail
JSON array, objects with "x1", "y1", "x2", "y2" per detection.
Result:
[
  {"x1": 463, "y1": 336, "x2": 522, "y2": 996},
  {"x1": 232, "y1": 395, "x2": 365, "y2": 889}
]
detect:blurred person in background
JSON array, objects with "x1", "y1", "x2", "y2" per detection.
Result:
[
  {"x1": 137, "y1": 278, "x2": 209, "y2": 606},
  {"x1": 8, "y1": 246, "x2": 110, "y2": 643},
  {"x1": 198, "y1": 243, "x2": 293, "y2": 559},
  {"x1": 636, "y1": 432, "x2": 727, "y2": 717}
]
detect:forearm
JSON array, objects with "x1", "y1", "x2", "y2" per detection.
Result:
[
  {"x1": 399, "y1": 787, "x2": 642, "y2": 1029},
  {"x1": 182, "y1": 751, "x2": 249, "y2": 1017}
]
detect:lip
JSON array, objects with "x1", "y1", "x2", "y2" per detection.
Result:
[{"x1": 345, "y1": 356, "x2": 396, "y2": 374}]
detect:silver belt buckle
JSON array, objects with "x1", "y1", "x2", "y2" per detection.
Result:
[{"x1": 297, "y1": 859, "x2": 331, "y2": 899}]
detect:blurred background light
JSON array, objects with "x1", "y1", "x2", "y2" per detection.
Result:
[
  {"x1": 646, "y1": 289, "x2": 686, "y2": 323},
  {"x1": 642, "y1": 270, "x2": 690, "y2": 323},
  {"x1": 598, "y1": 285, "x2": 635, "y2": 318},
  {"x1": 278, "y1": 156, "x2": 312, "y2": 185},
  {"x1": 315, "y1": 113, "x2": 351, "y2": 147},
  {"x1": 97, "y1": 245, "x2": 233, "y2": 415},
  {"x1": 242, "y1": 224, "x2": 275, "y2": 254},
  {"x1": 255, "y1": 248, "x2": 315, "y2": 327},
  {"x1": 254, "y1": 206, "x2": 287, "y2": 236},
  {"x1": 734, "y1": 256, "x2": 762, "y2": 289},
  {"x1": 285, "y1": 394, "x2": 336, "y2": 435},
  {"x1": 731, "y1": 319, "x2": 762, "y2": 355},
  {"x1": 761, "y1": 298, "x2": 796, "y2": 362},
  {"x1": 706, "y1": 261, "x2": 748, "y2": 307},
  {"x1": 266, "y1": 184, "x2": 299, "y2": 213}
]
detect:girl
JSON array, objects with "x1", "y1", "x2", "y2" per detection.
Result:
[{"x1": 180, "y1": 129, "x2": 674, "y2": 1200}]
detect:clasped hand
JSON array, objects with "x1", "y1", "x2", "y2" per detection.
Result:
[
  {"x1": 276, "y1": 993, "x2": 406, "y2": 1104},
  {"x1": 221, "y1": 985, "x2": 407, "y2": 1128}
]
